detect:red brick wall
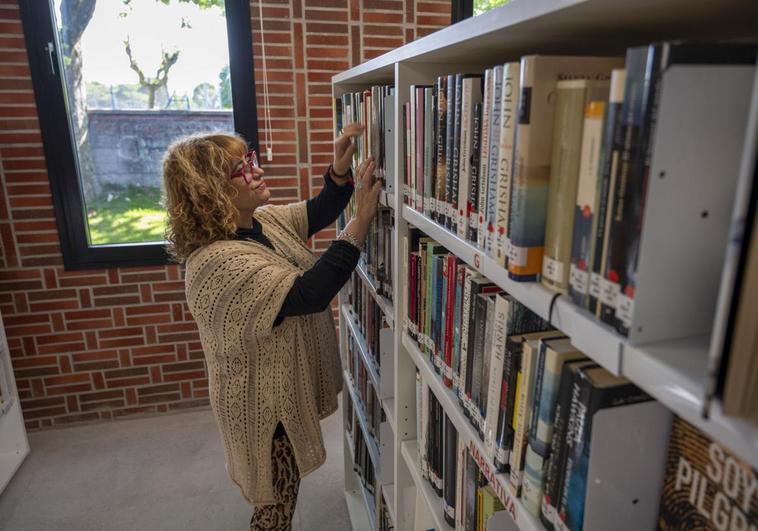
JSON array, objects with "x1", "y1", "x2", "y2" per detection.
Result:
[{"x1": 0, "y1": 0, "x2": 450, "y2": 430}]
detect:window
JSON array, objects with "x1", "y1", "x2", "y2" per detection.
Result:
[
  {"x1": 473, "y1": 0, "x2": 511, "y2": 16},
  {"x1": 18, "y1": 0, "x2": 258, "y2": 269}
]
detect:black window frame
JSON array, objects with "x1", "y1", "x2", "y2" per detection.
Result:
[
  {"x1": 18, "y1": 0, "x2": 259, "y2": 270},
  {"x1": 451, "y1": 0, "x2": 473, "y2": 23}
]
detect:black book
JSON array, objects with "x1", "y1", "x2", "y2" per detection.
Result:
[
  {"x1": 540, "y1": 359, "x2": 597, "y2": 530},
  {"x1": 443, "y1": 413, "x2": 458, "y2": 525},
  {"x1": 467, "y1": 293, "x2": 490, "y2": 425},
  {"x1": 601, "y1": 43, "x2": 758, "y2": 334},
  {"x1": 435, "y1": 76, "x2": 448, "y2": 224},
  {"x1": 468, "y1": 101, "x2": 483, "y2": 243}
]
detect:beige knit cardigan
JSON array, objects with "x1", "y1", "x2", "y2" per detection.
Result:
[{"x1": 184, "y1": 201, "x2": 342, "y2": 506}]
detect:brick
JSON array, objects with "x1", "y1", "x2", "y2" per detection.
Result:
[
  {"x1": 137, "y1": 383, "x2": 180, "y2": 396},
  {"x1": 80, "y1": 399, "x2": 125, "y2": 412},
  {"x1": 126, "y1": 313, "x2": 171, "y2": 326},
  {"x1": 23, "y1": 406, "x2": 67, "y2": 420},
  {"x1": 162, "y1": 360, "x2": 204, "y2": 373},
  {"x1": 47, "y1": 383, "x2": 92, "y2": 396},
  {"x1": 7, "y1": 354, "x2": 57, "y2": 368},
  {"x1": 126, "y1": 303, "x2": 171, "y2": 316},
  {"x1": 21, "y1": 256, "x2": 63, "y2": 267},
  {"x1": 132, "y1": 344, "x2": 174, "y2": 357},
  {"x1": 98, "y1": 336, "x2": 144, "y2": 349},
  {"x1": 37, "y1": 341, "x2": 86, "y2": 355},
  {"x1": 93, "y1": 295, "x2": 140, "y2": 307},
  {"x1": 139, "y1": 392, "x2": 181, "y2": 405},
  {"x1": 52, "y1": 412, "x2": 101, "y2": 424},
  {"x1": 92, "y1": 285, "x2": 138, "y2": 296},
  {"x1": 44, "y1": 372, "x2": 90, "y2": 386},
  {"x1": 119, "y1": 271, "x2": 166, "y2": 283},
  {"x1": 72, "y1": 350, "x2": 118, "y2": 363},
  {"x1": 66, "y1": 395, "x2": 78, "y2": 412},
  {"x1": 36, "y1": 332, "x2": 83, "y2": 345},
  {"x1": 153, "y1": 292, "x2": 186, "y2": 303},
  {"x1": 73, "y1": 359, "x2": 120, "y2": 371},
  {"x1": 66, "y1": 319, "x2": 113, "y2": 331},
  {"x1": 5, "y1": 323, "x2": 51, "y2": 337},
  {"x1": 58, "y1": 274, "x2": 108, "y2": 287},
  {"x1": 97, "y1": 327, "x2": 143, "y2": 339},
  {"x1": 21, "y1": 396, "x2": 65, "y2": 410}
]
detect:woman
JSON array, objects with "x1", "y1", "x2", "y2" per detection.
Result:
[{"x1": 162, "y1": 123, "x2": 381, "y2": 530}]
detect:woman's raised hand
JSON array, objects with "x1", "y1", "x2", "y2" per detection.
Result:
[
  {"x1": 354, "y1": 156, "x2": 382, "y2": 224},
  {"x1": 333, "y1": 122, "x2": 364, "y2": 177}
]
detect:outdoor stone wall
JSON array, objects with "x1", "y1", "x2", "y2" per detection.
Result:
[{"x1": 87, "y1": 110, "x2": 234, "y2": 190}]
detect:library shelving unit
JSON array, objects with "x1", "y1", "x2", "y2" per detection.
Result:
[
  {"x1": 334, "y1": 1, "x2": 758, "y2": 529},
  {"x1": 0, "y1": 311, "x2": 30, "y2": 494}
]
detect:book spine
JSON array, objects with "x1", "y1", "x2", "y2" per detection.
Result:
[
  {"x1": 450, "y1": 74, "x2": 463, "y2": 233},
  {"x1": 457, "y1": 77, "x2": 474, "y2": 239},
  {"x1": 589, "y1": 70, "x2": 625, "y2": 315},
  {"x1": 509, "y1": 340, "x2": 538, "y2": 495},
  {"x1": 404, "y1": 102, "x2": 411, "y2": 206},
  {"x1": 602, "y1": 47, "x2": 661, "y2": 334},
  {"x1": 443, "y1": 413, "x2": 458, "y2": 525},
  {"x1": 458, "y1": 270, "x2": 476, "y2": 405},
  {"x1": 477, "y1": 69, "x2": 493, "y2": 246},
  {"x1": 452, "y1": 264, "x2": 465, "y2": 394},
  {"x1": 416, "y1": 87, "x2": 426, "y2": 213},
  {"x1": 521, "y1": 443, "x2": 545, "y2": 517},
  {"x1": 484, "y1": 64, "x2": 504, "y2": 254},
  {"x1": 484, "y1": 294, "x2": 509, "y2": 458},
  {"x1": 495, "y1": 62, "x2": 520, "y2": 267},
  {"x1": 569, "y1": 101, "x2": 606, "y2": 308},
  {"x1": 436, "y1": 76, "x2": 448, "y2": 223},
  {"x1": 409, "y1": 87, "x2": 417, "y2": 208},
  {"x1": 467, "y1": 102, "x2": 483, "y2": 243},
  {"x1": 424, "y1": 87, "x2": 434, "y2": 217},
  {"x1": 443, "y1": 255, "x2": 457, "y2": 388},
  {"x1": 444, "y1": 74, "x2": 456, "y2": 228},
  {"x1": 478, "y1": 294, "x2": 498, "y2": 439},
  {"x1": 467, "y1": 293, "x2": 487, "y2": 421},
  {"x1": 420, "y1": 378, "x2": 429, "y2": 480}
]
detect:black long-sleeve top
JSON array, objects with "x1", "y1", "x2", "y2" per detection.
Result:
[{"x1": 235, "y1": 168, "x2": 360, "y2": 326}]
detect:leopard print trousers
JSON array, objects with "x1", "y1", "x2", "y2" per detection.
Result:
[{"x1": 250, "y1": 429, "x2": 301, "y2": 531}]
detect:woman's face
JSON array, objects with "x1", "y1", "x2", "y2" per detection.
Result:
[{"x1": 228, "y1": 142, "x2": 270, "y2": 212}]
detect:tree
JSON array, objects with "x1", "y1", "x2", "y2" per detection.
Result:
[
  {"x1": 218, "y1": 64, "x2": 232, "y2": 109},
  {"x1": 192, "y1": 82, "x2": 218, "y2": 109},
  {"x1": 124, "y1": 37, "x2": 179, "y2": 109}
]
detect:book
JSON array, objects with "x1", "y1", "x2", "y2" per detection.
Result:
[
  {"x1": 508, "y1": 337, "x2": 539, "y2": 495},
  {"x1": 538, "y1": 359, "x2": 597, "y2": 527},
  {"x1": 479, "y1": 485, "x2": 506, "y2": 531},
  {"x1": 483, "y1": 64, "x2": 504, "y2": 255},
  {"x1": 469, "y1": 292, "x2": 497, "y2": 428},
  {"x1": 460, "y1": 276, "x2": 499, "y2": 411},
  {"x1": 494, "y1": 62, "x2": 521, "y2": 267},
  {"x1": 423, "y1": 87, "x2": 434, "y2": 216},
  {"x1": 477, "y1": 69, "x2": 493, "y2": 245},
  {"x1": 568, "y1": 101, "x2": 606, "y2": 307},
  {"x1": 601, "y1": 43, "x2": 757, "y2": 335},
  {"x1": 542, "y1": 79, "x2": 610, "y2": 293},
  {"x1": 507, "y1": 55, "x2": 622, "y2": 282},
  {"x1": 444, "y1": 74, "x2": 457, "y2": 228},
  {"x1": 443, "y1": 412, "x2": 458, "y2": 525},
  {"x1": 450, "y1": 74, "x2": 464, "y2": 232},
  {"x1": 556, "y1": 367, "x2": 650, "y2": 531},
  {"x1": 435, "y1": 76, "x2": 448, "y2": 223},
  {"x1": 457, "y1": 75, "x2": 484, "y2": 239},
  {"x1": 468, "y1": 102, "x2": 483, "y2": 244},
  {"x1": 657, "y1": 416, "x2": 758, "y2": 531},
  {"x1": 588, "y1": 69, "x2": 626, "y2": 315}
]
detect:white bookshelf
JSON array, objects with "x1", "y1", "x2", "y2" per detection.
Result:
[
  {"x1": 335, "y1": 1, "x2": 758, "y2": 529},
  {"x1": 0, "y1": 311, "x2": 30, "y2": 494}
]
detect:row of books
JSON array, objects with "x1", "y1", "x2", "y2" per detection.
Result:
[
  {"x1": 379, "y1": 491, "x2": 395, "y2": 531},
  {"x1": 406, "y1": 229, "x2": 675, "y2": 531},
  {"x1": 415, "y1": 369, "x2": 508, "y2": 531},
  {"x1": 346, "y1": 333, "x2": 384, "y2": 443},
  {"x1": 349, "y1": 411, "x2": 378, "y2": 508},
  {"x1": 334, "y1": 85, "x2": 395, "y2": 190},
  {"x1": 401, "y1": 42, "x2": 757, "y2": 337},
  {"x1": 347, "y1": 271, "x2": 390, "y2": 370},
  {"x1": 339, "y1": 205, "x2": 395, "y2": 303}
]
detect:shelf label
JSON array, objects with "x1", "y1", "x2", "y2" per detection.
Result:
[
  {"x1": 569, "y1": 264, "x2": 589, "y2": 294},
  {"x1": 542, "y1": 255, "x2": 565, "y2": 284},
  {"x1": 468, "y1": 441, "x2": 517, "y2": 521},
  {"x1": 589, "y1": 272, "x2": 603, "y2": 299},
  {"x1": 616, "y1": 292, "x2": 635, "y2": 328},
  {"x1": 508, "y1": 242, "x2": 528, "y2": 267},
  {"x1": 599, "y1": 277, "x2": 620, "y2": 308},
  {"x1": 472, "y1": 251, "x2": 484, "y2": 272}
]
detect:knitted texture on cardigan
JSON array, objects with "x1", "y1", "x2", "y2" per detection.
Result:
[{"x1": 185, "y1": 201, "x2": 341, "y2": 505}]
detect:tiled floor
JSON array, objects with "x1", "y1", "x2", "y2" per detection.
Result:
[{"x1": 0, "y1": 404, "x2": 350, "y2": 531}]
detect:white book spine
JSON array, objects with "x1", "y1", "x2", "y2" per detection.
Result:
[
  {"x1": 495, "y1": 62, "x2": 520, "y2": 267},
  {"x1": 484, "y1": 293, "x2": 509, "y2": 459},
  {"x1": 410, "y1": 86, "x2": 417, "y2": 211},
  {"x1": 483, "y1": 64, "x2": 504, "y2": 255},
  {"x1": 476, "y1": 69, "x2": 493, "y2": 245},
  {"x1": 457, "y1": 78, "x2": 473, "y2": 239}
]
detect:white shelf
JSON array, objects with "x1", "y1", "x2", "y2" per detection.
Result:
[
  {"x1": 624, "y1": 336, "x2": 758, "y2": 471},
  {"x1": 403, "y1": 205, "x2": 758, "y2": 469},
  {"x1": 333, "y1": 0, "x2": 758, "y2": 86},
  {"x1": 344, "y1": 430, "x2": 377, "y2": 531},
  {"x1": 356, "y1": 262, "x2": 395, "y2": 330},
  {"x1": 382, "y1": 483, "x2": 396, "y2": 526},
  {"x1": 342, "y1": 303, "x2": 381, "y2": 392},
  {"x1": 404, "y1": 206, "x2": 623, "y2": 375},
  {"x1": 383, "y1": 397, "x2": 396, "y2": 435},
  {"x1": 403, "y1": 333, "x2": 544, "y2": 531},
  {"x1": 400, "y1": 439, "x2": 454, "y2": 531},
  {"x1": 344, "y1": 370, "x2": 381, "y2": 470}
]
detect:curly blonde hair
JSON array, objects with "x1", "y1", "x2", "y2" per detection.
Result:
[{"x1": 162, "y1": 132, "x2": 246, "y2": 262}]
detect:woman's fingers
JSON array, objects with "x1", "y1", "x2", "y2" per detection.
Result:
[{"x1": 335, "y1": 123, "x2": 364, "y2": 153}]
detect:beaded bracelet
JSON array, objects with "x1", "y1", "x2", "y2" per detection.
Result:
[{"x1": 337, "y1": 227, "x2": 363, "y2": 251}]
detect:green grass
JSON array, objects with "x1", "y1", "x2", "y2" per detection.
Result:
[{"x1": 86, "y1": 186, "x2": 167, "y2": 245}]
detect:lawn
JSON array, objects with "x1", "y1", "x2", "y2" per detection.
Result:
[{"x1": 86, "y1": 186, "x2": 167, "y2": 245}]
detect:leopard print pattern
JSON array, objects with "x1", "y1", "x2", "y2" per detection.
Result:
[{"x1": 250, "y1": 431, "x2": 301, "y2": 531}]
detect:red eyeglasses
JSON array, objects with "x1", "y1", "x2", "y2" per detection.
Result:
[{"x1": 230, "y1": 150, "x2": 260, "y2": 184}]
